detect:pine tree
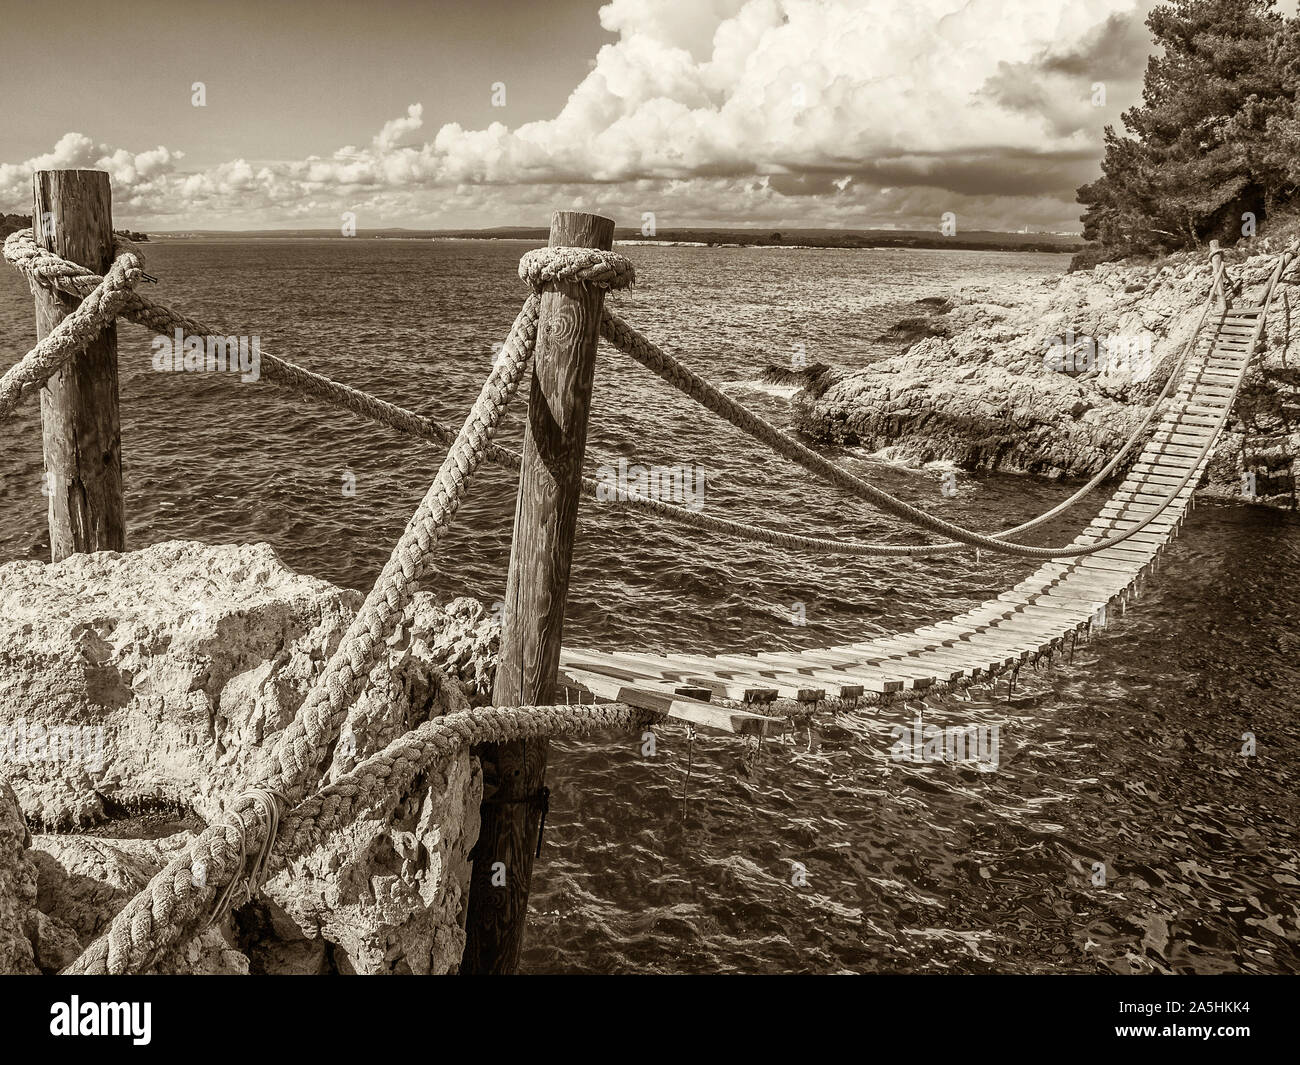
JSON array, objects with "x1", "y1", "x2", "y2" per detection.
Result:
[{"x1": 1077, "y1": 0, "x2": 1290, "y2": 257}]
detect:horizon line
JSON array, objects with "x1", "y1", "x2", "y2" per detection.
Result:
[{"x1": 136, "y1": 224, "x2": 1085, "y2": 238}]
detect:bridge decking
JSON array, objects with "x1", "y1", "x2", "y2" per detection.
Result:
[{"x1": 559, "y1": 307, "x2": 1262, "y2": 733}]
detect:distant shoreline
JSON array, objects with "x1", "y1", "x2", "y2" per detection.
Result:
[{"x1": 145, "y1": 228, "x2": 1082, "y2": 254}]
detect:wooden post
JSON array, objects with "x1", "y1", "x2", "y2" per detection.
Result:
[
  {"x1": 1209, "y1": 239, "x2": 1227, "y2": 307},
  {"x1": 32, "y1": 170, "x2": 125, "y2": 561},
  {"x1": 462, "y1": 210, "x2": 615, "y2": 974}
]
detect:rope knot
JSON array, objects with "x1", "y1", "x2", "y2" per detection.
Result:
[
  {"x1": 0, "y1": 229, "x2": 147, "y2": 419},
  {"x1": 518, "y1": 246, "x2": 635, "y2": 292}
]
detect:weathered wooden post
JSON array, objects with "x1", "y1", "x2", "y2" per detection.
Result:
[
  {"x1": 462, "y1": 210, "x2": 615, "y2": 974},
  {"x1": 1209, "y1": 239, "x2": 1227, "y2": 307},
  {"x1": 32, "y1": 169, "x2": 125, "y2": 560}
]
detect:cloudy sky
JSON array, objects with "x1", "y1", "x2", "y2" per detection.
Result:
[{"x1": 0, "y1": 0, "x2": 1233, "y2": 233}]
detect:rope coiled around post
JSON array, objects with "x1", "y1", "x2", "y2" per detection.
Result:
[
  {"x1": 0, "y1": 235, "x2": 143, "y2": 419},
  {"x1": 519, "y1": 247, "x2": 634, "y2": 291}
]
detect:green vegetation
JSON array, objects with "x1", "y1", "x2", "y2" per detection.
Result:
[
  {"x1": 0, "y1": 214, "x2": 149, "y2": 242},
  {"x1": 1076, "y1": 0, "x2": 1300, "y2": 267},
  {"x1": 0, "y1": 214, "x2": 30, "y2": 239}
]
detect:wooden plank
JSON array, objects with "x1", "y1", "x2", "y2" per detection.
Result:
[
  {"x1": 559, "y1": 665, "x2": 777, "y2": 735},
  {"x1": 1146, "y1": 431, "x2": 1216, "y2": 447},
  {"x1": 753, "y1": 656, "x2": 932, "y2": 691},
  {"x1": 1107, "y1": 490, "x2": 1194, "y2": 506},
  {"x1": 1082, "y1": 529, "x2": 1169, "y2": 547},
  {"x1": 768, "y1": 647, "x2": 953, "y2": 687},
  {"x1": 1097, "y1": 508, "x2": 1178, "y2": 527},
  {"x1": 1082, "y1": 516, "x2": 1176, "y2": 537},
  {"x1": 1171, "y1": 387, "x2": 1233, "y2": 400},
  {"x1": 565, "y1": 647, "x2": 794, "y2": 699},
  {"x1": 808, "y1": 639, "x2": 984, "y2": 678},
  {"x1": 609, "y1": 647, "x2": 827, "y2": 700},
  {"x1": 738, "y1": 650, "x2": 923, "y2": 692},
  {"x1": 1163, "y1": 414, "x2": 1221, "y2": 429},
  {"x1": 923, "y1": 621, "x2": 1040, "y2": 655},
  {"x1": 1133, "y1": 465, "x2": 1201, "y2": 483}
]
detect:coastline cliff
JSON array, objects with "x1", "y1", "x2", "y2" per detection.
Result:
[{"x1": 790, "y1": 237, "x2": 1300, "y2": 510}]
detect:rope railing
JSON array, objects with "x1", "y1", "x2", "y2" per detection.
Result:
[
  {"x1": 604, "y1": 233, "x2": 1300, "y2": 557},
  {"x1": 592, "y1": 254, "x2": 1235, "y2": 558},
  {"x1": 2, "y1": 226, "x2": 1281, "y2": 567},
  {"x1": 601, "y1": 308, "x2": 1221, "y2": 558},
  {"x1": 0, "y1": 228, "x2": 1248, "y2": 561}
]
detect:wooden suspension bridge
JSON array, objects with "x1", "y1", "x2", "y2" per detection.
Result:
[
  {"x1": 1, "y1": 170, "x2": 1293, "y2": 975},
  {"x1": 558, "y1": 299, "x2": 1269, "y2": 727}
]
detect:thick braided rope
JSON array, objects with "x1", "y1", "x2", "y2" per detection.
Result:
[
  {"x1": 0, "y1": 235, "x2": 143, "y2": 419},
  {"x1": 519, "y1": 246, "x2": 634, "y2": 291},
  {"x1": 63, "y1": 701, "x2": 649, "y2": 976},
  {"x1": 600, "y1": 308, "x2": 1228, "y2": 559},
  {"x1": 65, "y1": 297, "x2": 540, "y2": 975},
  {"x1": 273, "y1": 703, "x2": 656, "y2": 864},
  {"x1": 3, "y1": 229, "x2": 523, "y2": 463}
]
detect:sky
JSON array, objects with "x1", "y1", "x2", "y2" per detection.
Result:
[{"x1": 0, "y1": 0, "x2": 1265, "y2": 233}]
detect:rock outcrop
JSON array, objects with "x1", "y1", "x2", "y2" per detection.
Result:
[
  {"x1": 0, "y1": 541, "x2": 501, "y2": 973},
  {"x1": 0, "y1": 781, "x2": 245, "y2": 974},
  {"x1": 794, "y1": 238, "x2": 1300, "y2": 507},
  {"x1": 0, "y1": 781, "x2": 37, "y2": 973}
]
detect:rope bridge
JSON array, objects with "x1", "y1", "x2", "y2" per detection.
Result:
[{"x1": 0, "y1": 215, "x2": 1292, "y2": 974}]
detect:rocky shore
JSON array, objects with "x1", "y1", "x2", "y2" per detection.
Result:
[
  {"x1": 788, "y1": 237, "x2": 1300, "y2": 509},
  {"x1": 0, "y1": 542, "x2": 500, "y2": 974}
]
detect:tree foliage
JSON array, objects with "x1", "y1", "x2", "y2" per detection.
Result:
[{"x1": 1078, "y1": 0, "x2": 1300, "y2": 257}]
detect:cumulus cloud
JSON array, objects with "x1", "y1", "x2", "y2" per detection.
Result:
[
  {"x1": 0, "y1": 132, "x2": 184, "y2": 201},
  {"x1": 0, "y1": 0, "x2": 1157, "y2": 230}
]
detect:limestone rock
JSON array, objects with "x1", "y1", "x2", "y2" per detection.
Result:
[
  {"x1": 415, "y1": 595, "x2": 500, "y2": 708},
  {"x1": 0, "y1": 542, "x2": 498, "y2": 974},
  {"x1": 0, "y1": 782, "x2": 243, "y2": 974},
  {"x1": 0, "y1": 781, "x2": 37, "y2": 973},
  {"x1": 795, "y1": 241, "x2": 1300, "y2": 507},
  {"x1": 28, "y1": 832, "x2": 248, "y2": 974},
  {"x1": 262, "y1": 622, "x2": 484, "y2": 974},
  {"x1": 0, "y1": 540, "x2": 359, "y2": 827}
]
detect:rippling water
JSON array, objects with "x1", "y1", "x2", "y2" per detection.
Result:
[{"x1": 1, "y1": 239, "x2": 1296, "y2": 974}]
